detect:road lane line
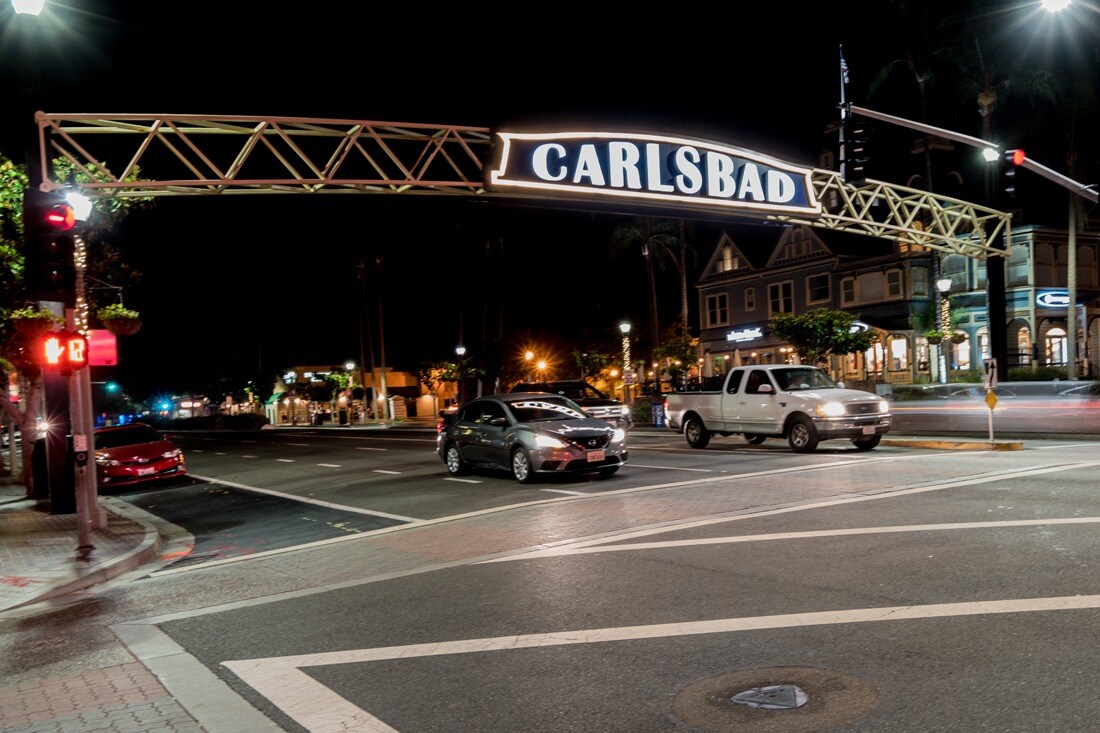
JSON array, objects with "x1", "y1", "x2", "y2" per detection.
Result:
[
  {"x1": 373, "y1": 469, "x2": 401, "y2": 475},
  {"x1": 541, "y1": 489, "x2": 588, "y2": 496},
  {"x1": 276, "y1": 459, "x2": 295, "y2": 463},
  {"x1": 357, "y1": 447, "x2": 388, "y2": 451},
  {"x1": 215, "y1": 452, "x2": 226, "y2": 455},
  {"x1": 482, "y1": 460, "x2": 1100, "y2": 560},
  {"x1": 242, "y1": 455, "x2": 258, "y2": 459},
  {"x1": 628, "y1": 463, "x2": 712, "y2": 472},
  {"x1": 286, "y1": 442, "x2": 310, "y2": 446},
  {"x1": 221, "y1": 594, "x2": 1100, "y2": 733},
  {"x1": 489, "y1": 516, "x2": 1100, "y2": 561},
  {"x1": 185, "y1": 474, "x2": 419, "y2": 523},
  {"x1": 444, "y1": 478, "x2": 481, "y2": 484},
  {"x1": 318, "y1": 463, "x2": 341, "y2": 468}
]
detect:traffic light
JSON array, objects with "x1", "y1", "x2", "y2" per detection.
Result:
[
  {"x1": 23, "y1": 188, "x2": 78, "y2": 305},
  {"x1": 843, "y1": 115, "x2": 873, "y2": 185},
  {"x1": 39, "y1": 329, "x2": 89, "y2": 375},
  {"x1": 1003, "y1": 148, "x2": 1025, "y2": 198}
]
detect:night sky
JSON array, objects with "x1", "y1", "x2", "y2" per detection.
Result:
[{"x1": 1, "y1": 1, "x2": 1095, "y2": 399}]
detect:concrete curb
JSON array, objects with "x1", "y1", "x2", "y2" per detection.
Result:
[{"x1": 881, "y1": 438, "x2": 1024, "y2": 451}]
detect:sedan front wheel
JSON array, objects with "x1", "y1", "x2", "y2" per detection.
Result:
[
  {"x1": 511, "y1": 447, "x2": 536, "y2": 483},
  {"x1": 444, "y1": 444, "x2": 467, "y2": 476}
]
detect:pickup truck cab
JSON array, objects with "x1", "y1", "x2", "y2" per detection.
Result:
[{"x1": 662, "y1": 364, "x2": 891, "y2": 452}]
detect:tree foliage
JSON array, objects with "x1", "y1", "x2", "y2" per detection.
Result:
[
  {"x1": 769, "y1": 309, "x2": 878, "y2": 366},
  {"x1": 571, "y1": 350, "x2": 610, "y2": 380}
]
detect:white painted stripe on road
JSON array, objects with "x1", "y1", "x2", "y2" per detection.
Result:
[
  {"x1": 318, "y1": 463, "x2": 341, "y2": 468},
  {"x1": 286, "y1": 442, "x2": 310, "y2": 447},
  {"x1": 356, "y1": 447, "x2": 388, "y2": 451},
  {"x1": 242, "y1": 455, "x2": 258, "y2": 459},
  {"x1": 373, "y1": 470, "x2": 401, "y2": 475},
  {"x1": 628, "y1": 463, "x2": 712, "y2": 472},
  {"x1": 541, "y1": 489, "x2": 588, "y2": 496},
  {"x1": 186, "y1": 474, "x2": 419, "y2": 523},
  {"x1": 491, "y1": 516, "x2": 1100, "y2": 561},
  {"x1": 276, "y1": 459, "x2": 295, "y2": 463},
  {"x1": 241, "y1": 440, "x2": 257, "y2": 443},
  {"x1": 215, "y1": 452, "x2": 226, "y2": 455},
  {"x1": 222, "y1": 594, "x2": 1100, "y2": 733},
  {"x1": 444, "y1": 477, "x2": 481, "y2": 484},
  {"x1": 482, "y1": 460, "x2": 1100, "y2": 562}
]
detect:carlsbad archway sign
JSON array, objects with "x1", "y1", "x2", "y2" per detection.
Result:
[{"x1": 33, "y1": 112, "x2": 1009, "y2": 259}]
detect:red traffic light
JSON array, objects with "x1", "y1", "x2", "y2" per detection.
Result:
[
  {"x1": 1008, "y1": 149, "x2": 1026, "y2": 166},
  {"x1": 43, "y1": 202, "x2": 76, "y2": 231}
]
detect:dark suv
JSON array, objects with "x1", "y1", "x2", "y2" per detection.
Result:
[{"x1": 509, "y1": 380, "x2": 632, "y2": 428}]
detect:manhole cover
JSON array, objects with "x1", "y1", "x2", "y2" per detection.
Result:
[{"x1": 731, "y1": 684, "x2": 807, "y2": 709}]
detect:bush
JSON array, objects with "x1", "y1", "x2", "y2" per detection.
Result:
[
  {"x1": 631, "y1": 401, "x2": 652, "y2": 424},
  {"x1": 1007, "y1": 366, "x2": 1075, "y2": 381}
]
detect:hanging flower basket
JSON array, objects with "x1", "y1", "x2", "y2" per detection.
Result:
[
  {"x1": 102, "y1": 318, "x2": 142, "y2": 336},
  {"x1": 924, "y1": 331, "x2": 944, "y2": 345},
  {"x1": 950, "y1": 332, "x2": 967, "y2": 344},
  {"x1": 10, "y1": 308, "x2": 62, "y2": 337}
]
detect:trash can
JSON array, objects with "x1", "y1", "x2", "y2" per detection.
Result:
[
  {"x1": 651, "y1": 402, "x2": 666, "y2": 428},
  {"x1": 338, "y1": 409, "x2": 348, "y2": 425}
]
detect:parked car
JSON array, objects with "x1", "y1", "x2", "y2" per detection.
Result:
[
  {"x1": 509, "y1": 379, "x2": 632, "y2": 427},
  {"x1": 94, "y1": 423, "x2": 186, "y2": 488},
  {"x1": 437, "y1": 393, "x2": 627, "y2": 483}
]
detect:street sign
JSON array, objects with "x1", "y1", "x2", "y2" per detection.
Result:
[
  {"x1": 623, "y1": 368, "x2": 638, "y2": 386},
  {"x1": 983, "y1": 358, "x2": 998, "y2": 390},
  {"x1": 984, "y1": 391, "x2": 998, "y2": 410}
]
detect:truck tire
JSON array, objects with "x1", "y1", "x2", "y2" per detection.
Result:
[
  {"x1": 743, "y1": 433, "x2": 767, "y2": 445},
  {"x1": 852, "y1": 435, "x2": 881, "y2": 451},
  {"x1": 684, "y1": 416, "x2": 711, "y2": 449},
  {"x1": 787, "y1": 416, "x2": 819, "y2": 453}
]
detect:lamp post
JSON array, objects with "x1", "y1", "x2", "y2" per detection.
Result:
[
  {"x1": 455, "y1": 346, "x2": 466, "y2": 406},
  {"x1": 619, "y1": 322, "x2": 632, "y2": 405},
  {"x1": 937, "y1": 277, "x2": 952, "y2": 384},
  {"x1": 524, "y1": 350, "x2": 534, "y2": 380}
]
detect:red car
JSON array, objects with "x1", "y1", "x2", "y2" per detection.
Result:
[{"x1": 94, "y1": 423, "x2": 186, "y2": 488}]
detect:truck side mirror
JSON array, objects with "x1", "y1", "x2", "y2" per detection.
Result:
[
  {"x1": 836, "y1": 381, "x2": 846, "y2": 389},
  {"x1": 757, "y1": 384, "x2": 774, "y2": 394}
]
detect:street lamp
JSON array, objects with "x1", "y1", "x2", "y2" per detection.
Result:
[
  {"x1": 619, "y1": 322, "x2": 632, "y2": 404},
  {"x1": 524, "y1": 350, "x2": 535, "y2": 380},
  {"x1": 937, "y1": 277, "x2": 952, "y2": 384},
  {"x1": 455, "y1": 346, "x2": 466, "y2": 406}
]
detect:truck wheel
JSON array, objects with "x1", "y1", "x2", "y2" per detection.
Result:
[
  {"x1": 787, "y1": 416, "x2": 819, "y2": 453},
  {"x1": 743, "y1": 434, "x2": 767, "y2": 445},
  {"x1": 684, "y1": 417, "x2": 711, "y2": 449},
  {"x1": 852, "y1": 435, "x2": 881, "y2": 451}
]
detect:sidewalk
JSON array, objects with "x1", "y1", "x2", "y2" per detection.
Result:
[{"x1": 0, "y1": 479, "x2": 162, "y2": 613}]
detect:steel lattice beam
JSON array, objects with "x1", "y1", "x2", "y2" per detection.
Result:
[{"x1": 36, "y1": 113, "x2": 1011, "y2": 258}]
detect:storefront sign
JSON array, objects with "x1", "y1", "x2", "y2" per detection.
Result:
[
  {"x1": 727, "y1": 326, "x2": 763, "y2": 342},
  {"x1": 1036, "y1": 290, "x2": 1070, "y2": 308},
  {"x1": 488, "y1": 131, "x2": 820, "y2": 216}
]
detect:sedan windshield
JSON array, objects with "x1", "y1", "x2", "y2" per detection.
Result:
[
  {"x1": 508, "y1": 398, "x2": 587, "y2": 422},
  {"x1": 95, "y1": 426, "x2": 162, "y2": 449}
]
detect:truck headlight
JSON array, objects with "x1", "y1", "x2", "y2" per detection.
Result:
[
  {"x1": 611, "y1": 428, "x2": 626, "y2": 443},
  {"x1": 878, "y1": 400, "x2": 889, "y2": 413},
  {"x1": 816, "y1": 402, "x2": 846, "y2": 417}
]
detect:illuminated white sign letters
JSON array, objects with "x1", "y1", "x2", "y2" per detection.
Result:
[
  {"x1": 1036, "y1": 291, "x2": 1070, "y2": 308},
  {"x1": 489, "y1": 132, "x2": 821, "y2": 216},
  {"x1": 727, "y1": 327, "x2": 763, "y2": 342}
]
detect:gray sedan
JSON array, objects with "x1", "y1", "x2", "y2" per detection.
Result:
[{"x1": 437, "y1": 393, "x2": 628, "y2": 483}]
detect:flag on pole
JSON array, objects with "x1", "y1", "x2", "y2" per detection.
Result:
[{"x1": 840, "y1": 45, "x2": 850, "y2": 85}]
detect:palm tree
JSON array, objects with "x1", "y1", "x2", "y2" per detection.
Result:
[{"x1": 609, "y1": 217, "x2": 680, "y2": 362}]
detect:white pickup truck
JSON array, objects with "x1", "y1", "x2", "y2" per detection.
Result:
[{"x1": 662, "y1": 364, "x2": 891, "y2": 452}]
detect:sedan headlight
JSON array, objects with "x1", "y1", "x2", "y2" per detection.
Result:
[
  {"x1": 878, "y1": 400, "x2": 889, "y2": 413},
  {"x1": 815, "y1": 402, "x2": 846, "y2": 417},
  {"x1": 162, "y1": 448, "x2": 181, "y2": 459},
  {"x1": 611, "y1": 428, "x2": 626, "y2": 443},
  {"x1": 95, "y1": 453, "x2": 120, "y2": 467},
  {"x1": 534, "y1": 434, "x2": 569, "y2": 449}
]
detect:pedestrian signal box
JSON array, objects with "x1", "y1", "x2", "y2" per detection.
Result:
[{"x1": 40, "y1": 330, "x2": 88, "y2": 373}]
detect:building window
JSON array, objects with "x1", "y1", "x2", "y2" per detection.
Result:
[
  {"x1": 1045, "y1": 327, "x2": 1068, "y2": 366},
  {"x1": 718, "y1": 245, "x2": 737, "y2": 273},
  {"x1": 768, "y1": 281, "x2": 794, "y2": 316},
  {"x1": 841, "y1": 277, "x2": 856, "y2": 305},
  {"x1": 910, "y1": 266, "x2": 928, "y2": 297},
  {"x1": 806, "y1": 274, "x2": 830, "y2": 303},
  {"x1": 706, "y1": 293, "x2": 729, "y2": 327},
  {"x1": 887, "y1": 335, "x2": 909, "y2": 370},
  {"x1": 886, "y1": 269, "x2": 902, "y2": 298},
  {"x1": 745, "y1": 287, "x2": 755, "y2": 311},
  {"x1": 1008, "y1": 244, "x2": 1030, "y2": 286}
]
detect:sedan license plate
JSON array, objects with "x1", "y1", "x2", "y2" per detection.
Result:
[
  {"x1": 137, "y1": 467, "x2": 155, "y2": 476},
  {"x1": 862, "y1": 426, "x2": 876, "y2": 435},
  {"x1": 587, "y1": 450, "x2": 605, "y2": 463}
]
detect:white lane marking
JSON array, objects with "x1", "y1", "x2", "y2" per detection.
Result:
[
  {"x1": 444, "y1": 478, "x2": 481, "y2": 484},
  {"x1": 373, "y1": 470, "x2": 401, "y2": 475},
  {"x1": 222, "y1": 594, "x2": 1100, "y2": 733},
  {"x1": 241, "y1": 440, "x2": 257, "y2": 443},
  {"x1": 627, "y1": 463, "x2": 712, "y2": 472},
  {"x1": 276, "y1": 459, "x2": 295, "y2": 463},
  {"x1": 318, "y1": 463, "x2": 341, "y2": 468},
  {"x1": 482, "y1": 460, "x2": 1100, "y2": 562},
  {"x1": 185, "y1": 474, "x2": 420, "y2": 522},
  {"x1": 541, "y1": 489, "x2": 588, "y2": 496},
  {"x1": 242, "y1": 455, "x2": 258, "y2": 459},
  {"x1": 215, "y1": 452, "x2": 226, "y2": 456},
  {"x1": 286, "y1": 442, "x2": 310, "y2": 447},
  {"x1": 192, "y1": 449, "x2": 204, "y2": 453},
  {"x1": 357, "y1": 447, "x2": 388, "y2": 451},
  {"x1": 491, "y1": 517, "x2": 1100, "y2": 561}
]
